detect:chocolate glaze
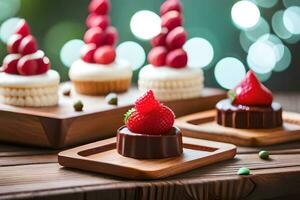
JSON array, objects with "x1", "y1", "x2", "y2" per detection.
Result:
[
  {"x1": 117, "y1": 126, "x2": 183, "y2": 159},
  {"x1": 216, "y1": 99, "x2": 283, "y2": 129}
]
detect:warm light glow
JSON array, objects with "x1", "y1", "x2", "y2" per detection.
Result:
[
  {"x1": 116, "y1": 41, "x2": 146, "y2": 70},
  {"x1": 60, "y1": 39, "x2": 84, "y2": 67},
  {"x1": 214, "y1": 57, "x2": 246, "y2": 89},
  {"x1": 231, "y1": 0, "x2": 260, "y2": 29},
  {"x1": 130, "y1": 10, "x2": 161, "y2": 40},
  {"x1": 183, "y1": 37, "x2": 214, "y2": 68}
]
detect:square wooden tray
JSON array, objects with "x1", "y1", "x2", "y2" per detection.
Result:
[
  {"x1": 0, "y1": 83, "x2": 225, "y2": 148},
  {"x1": 58, "y1": 137, "x2": 236, "y2": 179},
  {"x1": 176, "y1": 110, "x2": 300, "y2": 146}
]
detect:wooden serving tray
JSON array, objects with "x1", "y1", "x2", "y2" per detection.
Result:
[
  {"x1": 176, "y1": 110, "x2": 300, "y2": 146},
  {"x1": 58, "y1": 137, "x2": 236, "y2": 179},
  {"x1": 0, "y1": 83, "x2": 225, "y2": 148}
]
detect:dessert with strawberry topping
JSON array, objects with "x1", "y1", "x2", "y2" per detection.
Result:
[
  {"x1": 117, "y1": 90, "x2": 183, "y2": 159},
  {"x1": 0, "y1": 19, "x2": 60, "y2": 107},
  {"x1": 216, "y1": 71, "x2": 282, "y2": 129},
  {"x1": 138, "y1": 0, "x2": 204, "y2": 101},
  {"x1": 69, "y1": 0, "x2": 132, "y2": 95}
]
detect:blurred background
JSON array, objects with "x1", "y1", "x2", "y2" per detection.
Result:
[{"x1": 0, "y1": 0, "x2": 299, "y2": 91}]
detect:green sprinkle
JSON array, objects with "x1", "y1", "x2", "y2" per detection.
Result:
[
  {"x1": 105, "y1": 93, "x2": 118, "y2": 105},
  {"x1": 227, "y1": 90, "x2": 236, "y2": 101},
  {"x1": 259, "y1": 150, "x2": 269, "y2": 160},
  {"x1": 237, "y1": 167, "x2": 250, "y2": 175},
  {"x1": 124, "y1": 108, "x2": 136, "y2": 123},
  {"x1": 73, "y1": 100, "x2": 84, "y2": 112}
]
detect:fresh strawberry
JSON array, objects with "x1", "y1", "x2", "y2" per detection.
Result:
[
  {"x1": 7, "y1": 34, "x2": 23, "y2": 54},
  {"x1": 2, "y1": 54, "x2": 21, "y2": 74},
  {"x1": 125, "y1": 105, "x2": 175, "y2": 135},
  {"x1": 161, "y1": 11, "x2": 182, "y2": 31},
  {"x1": 81, "y1": 43, "x2": 97, "y2": 63},
  {"x1": 150, "y1": 28, "x2": 168, "y2": 47},
  {"x1": 84, "y1": 27, "x2": 105, "y2": 46},
  {"x1": 135, "y1": 90, "x2": 160, "y2": 113},
  {"x1": 229, "y1": 70, "x2": 273, "y2": 106},
  {"x1": 166, "y1": 48, "x2": 187, "y2": 68},
  {"x1": 18, "y1": 35, "x2": 38, "y2": 55},
  {"x1": 160, "y1": 0, "x2": 182, "y2": 16},
  {"x1": 148, "y1": 46, "x2": 168, "y2": 66},
  {"x1": 104, "y1": 26, "x2": 118, "y2": 46},
  {"x1": 88, "y1": 0, "x2": 111, "y2": 15},
  {"x1": 166, "y1": 26, "x2": 186, "y2": 49},
  {"x1": 94, "y1": 45, "x2": 116, "y2": 64},
  {"x1": 86, "y1": 13, "x2": 110, "y2": 30},
  {"x1": 15, "y1": 19, "x2": 31, "y2": 37}
]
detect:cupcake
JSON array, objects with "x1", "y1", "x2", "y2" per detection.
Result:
[
  {"x1": 216, "y1": 71, "x2": 282, "y2": 129},
  {"x1": 138, "y1": 0, "x2": 204, "y2": 101},
  {"x1": 117, "y1": 90, "x2": 183, "y2": 159},
  {"x1": 0, "y1": 19, "x2": 60, "y2": 107},
  {"x1": 69, "y1": 0, "x2": 132, "y2": 95}
]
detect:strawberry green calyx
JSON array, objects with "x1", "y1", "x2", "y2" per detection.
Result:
[
  {"x1": 227, "y1": 90, "x2": 236, "y2": 102},
  {"x1": 124, "y1": 108, "x2": 136, "y2": 123}
]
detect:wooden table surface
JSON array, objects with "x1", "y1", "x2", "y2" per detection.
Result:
[{"x1": 0, "y1": 93, "x2": 300, "y2": 200}]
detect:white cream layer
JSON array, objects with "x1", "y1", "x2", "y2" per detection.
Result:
[
  {"x1": 139, "y1": 64, "x2": 204, "y2": 81},
  {"x1": 0, "y1": 70, "x2": 60, "y2": 88},
  {"x1": 69, "y1": 59, "x2": 132, "y2": 81}
]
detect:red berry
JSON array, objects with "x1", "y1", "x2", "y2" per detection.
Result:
[
  {"x1": 230, "y1": 71, "x2": 273, "y2": 106},
  {"x1": 94, "y1": 45, "x2": 116, "y2": 64},
  {"x1": 15, "y1": 19, "x2": 31, "y2": 37},
  {"x1": 150, "y1": 28, "x2": 168, "y2": 47},
  {"x1": 166, "y1": 49, "x2": 187, "y2": 68},
  {"x1": 125, "y1": 105, "x2": 175, "y2": 135},
  {"x1": 104, "y1": 26, "x2": 118, "y2": 46},
  {"x1": 135, "y1": 90, "x2": 160, "y2": 114},
  {"x1": 81, "y1": 43, "x2": 97, "y2": 63},
  {"x1": 18, "y1": 35, "x2": 38, "y2": 55},
  {"x1": 161, "y1": 11, "x2": 182, "y2": 31},
  {"x1": 160, "y1": 0, "x2": 182, "y2": 16},
  {"x1": 17, "y1": 56, "x2": 39, "y2": 76},
  {"x1": 88, "y1": 0, "x2": 111, "y2": 15},
  {"x1": 166, "y1": 26, "x2": 186, "y2": 49},
  {"x1": 84, "y1": 27, "x2": 105, "y2": 46},
  {"x1": 7, "y1": 34, "x2": 23, "y2": 54},
  {"x1": 86, "y1": 13, "x2": 110, "y2": 30},
  {"x1": 36, "y1": 56, "x2": 50, "y2": 75},
  {"x1": 148, "y1": 46, "x2": 168, "y2": 66},
  {"x1": 2, "y1": 54, "x2": 21, "y2": 74}
]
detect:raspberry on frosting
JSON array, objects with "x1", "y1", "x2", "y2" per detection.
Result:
[
  {"x1": 81, "y1": 0, "x2": 118, "y2": 65},
  {"x1": 148, "y1": 0, "x2": 188, "y2": 69},
  {"x1": 124, "y1": 90, "x2": 175, "y2": 135},
  {"x1": 2, "y1": 19, "x2": 50, "y2": 76}
]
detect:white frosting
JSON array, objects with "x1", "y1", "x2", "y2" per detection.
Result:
[
  {"x1": 0, "y1": 70, "x2": 60, "y2": 88},
  {"x1": 69, "y1": 59, "x2": 132, "y2": 81},
  {"x1": 139, "y1": 64, "x2": 203, "y2": 81}
]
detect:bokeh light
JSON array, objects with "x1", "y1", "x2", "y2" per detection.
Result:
[
  {"x1": 244, "y1": 17, "x2": 270, "y2": 42},
  {"x1": 60, "y1": 39, "x2": 84, "y2": 67},
  {"x1": 0, "y1": 0, "x2": 20, "y2": 22},
  {"x1": 255, "y1": 71, "x2": 272, "y2": 82},
  {"x1": 231, "y1": 0, "x2": 260, "y2": 29},
  {"x1": 215, "y1": 57, "x2": 246, "y2": 89},
  {"x1": 273, "y1": 45, "x2": 292, "y2": 72},
  {"x1": 239, "y1": 31, "x2": 252, "y2": 52},
  {"x1": 116, "y1": 41, "x2": 146, "y2": 70},
  {"x1": 258, "y1": 34, "x2": 284, "y2": 62},
  {"x1": 0, "y1": 17, "x2": 20, "y2": 43},
  {"x1": 272, "y1": 10, "x2": 293, "y2": 40},
  {"x1": 130, "y1": 10, "x2": 161, "y2": 40},
  {"x1": 183, "y1": 37, "x2": 214, "y2": 69},
  {"x1": 283, "y1": 0, "x2": 300, "y2": 8},
  {"x1": 247, "y1": 40, "x2": 277, "y2": 74},
  {"x1": 251, "y1": 0, "x2": 278, "y2": 8},
  {"x1": 283, "y1": 6, "x2": 300, "y2": 35}
]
